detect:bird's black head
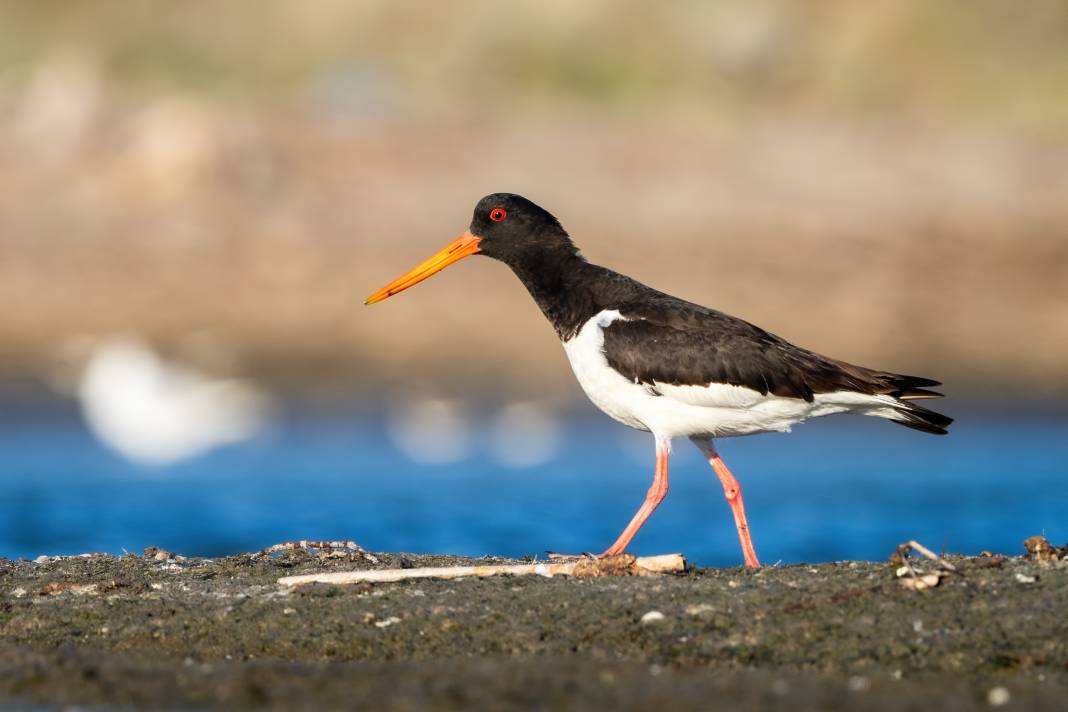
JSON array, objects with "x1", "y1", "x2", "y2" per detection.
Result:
[
  {"x1": 468, "y1": 193, "x2": 577, "y2": 266},
  {"x1": 364, "y1": 192, "x2": 577, "y2": 305}
]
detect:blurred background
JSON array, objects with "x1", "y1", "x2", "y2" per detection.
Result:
[{"x1": 1, "y1": 1, "x2": 1066, "y2": 565}]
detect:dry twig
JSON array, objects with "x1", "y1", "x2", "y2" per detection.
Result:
[
  {"x1": 905, "y1": 540, "x2": 959, "y2": 573},
  {"x1": 277, "y1": 553, "x2": 686, "y2": 587}
]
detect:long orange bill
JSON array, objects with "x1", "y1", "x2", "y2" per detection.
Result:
[{"x1": 364, "y1": 231, "x2": 482, "y2": 305}]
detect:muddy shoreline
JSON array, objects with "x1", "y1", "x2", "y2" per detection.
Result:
[{"x1": 2, "y1": 547, "x2": 1066, "y2": 710}]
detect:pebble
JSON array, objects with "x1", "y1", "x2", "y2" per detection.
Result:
[
  {"x1": 1015, "y1": 573, "x2": 1037, "y2": 584},
  {"x1": 374, "y1": 616, "x2": 402, "y2": 628},
  {"x1": 987, "y1": 686, "x2": 1010, "y2": 706},
  {"x1": 640, "y1": 610, "x2": 666, "y2": 624}
]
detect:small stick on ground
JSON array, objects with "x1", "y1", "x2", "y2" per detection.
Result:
[
  {"x1": 277, "y1": 553, "x2": 686, "y2": 587},
  {"x1": 906, "y1": 540, "x2": 960, "y2": 575}
]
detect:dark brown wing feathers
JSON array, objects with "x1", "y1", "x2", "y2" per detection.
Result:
[{"x1": 600, "y1": 299, "x2": 952, "y2": 434}]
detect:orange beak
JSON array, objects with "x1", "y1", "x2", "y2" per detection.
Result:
[{"x1": 364, "y1": 231, "x2": 482, "y2": 305}]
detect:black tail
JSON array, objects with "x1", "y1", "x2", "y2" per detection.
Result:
[
  {"x1": 815, "y1": 357, "x2": 953, "y2": 434},
  {"x1": 883, "y1": 374, "x2": 946, "y2": 401},
  {"x1": 886, "y1": 376, "x2": 953, "y2": 435}
]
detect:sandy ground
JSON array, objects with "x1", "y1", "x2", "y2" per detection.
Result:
[{"x1": 1, "y1": 545, "x2": 1066, "y2": 711}]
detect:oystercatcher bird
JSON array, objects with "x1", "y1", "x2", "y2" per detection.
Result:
[{"x1": 366, "y1": 194, "x2": 951, "y2": 567}]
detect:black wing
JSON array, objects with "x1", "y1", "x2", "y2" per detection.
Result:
[{"x1": 601, "y1": 299, "x2": 942, "y2": 403}]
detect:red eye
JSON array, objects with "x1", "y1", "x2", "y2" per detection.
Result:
[{"x1": 490, "y1": 208, "x2": 507, "y2": 222}]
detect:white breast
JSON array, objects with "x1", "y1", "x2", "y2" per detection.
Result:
[
  {"x1": 561, "y1": 310, "x2": 899, "y2": 439},
  {"x1": 562, "y1": 310, "x2": 650, "y2": 431}
]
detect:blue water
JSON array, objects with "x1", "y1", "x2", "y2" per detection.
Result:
[{"x1": 1, "y1": 410, "x2": 1065, "y2": 566}]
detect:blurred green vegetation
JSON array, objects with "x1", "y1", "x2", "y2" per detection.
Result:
[{"x1": 2, "y1": 0, "x2": 1068, "y2": 123}]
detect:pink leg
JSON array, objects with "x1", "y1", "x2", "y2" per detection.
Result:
[
  {"x1": 601, "y1": 437, "x2": 671, "y2": 556},
  {"x1": 692, "y1": 438, "x2": 761, "y2": 568}
]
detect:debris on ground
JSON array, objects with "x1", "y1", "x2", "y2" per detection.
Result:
[
  {"x1": 987, "y1": 686, "x2": 1012, "y2": 706},
  {"x1": 252, "y1": 540, "x2": 380, "y2": 564},
  {"x1": 889, "y1": 540, "x2": 961, "y2": 591},
  {"x1": 1023, "y1": 535, "x2": 1063, "y2": 563},
  {"x1": 897, "y1": 570, "x2": 945, "y2": 591}
]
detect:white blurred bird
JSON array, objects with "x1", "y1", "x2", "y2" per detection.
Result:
[
  {"x1": 487, "y1": 402, "x2": 561, "y2": 468},
  {"x1": 77, "y1": 338, "x2": 271, "y2": 466},
  {"x1": 385, "y1": 397, "x2": 474, "y2": 465}
]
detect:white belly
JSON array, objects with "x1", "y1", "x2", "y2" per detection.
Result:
[{"x1": 561, "y1": 310, "x2": 899, "y2": 439}]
